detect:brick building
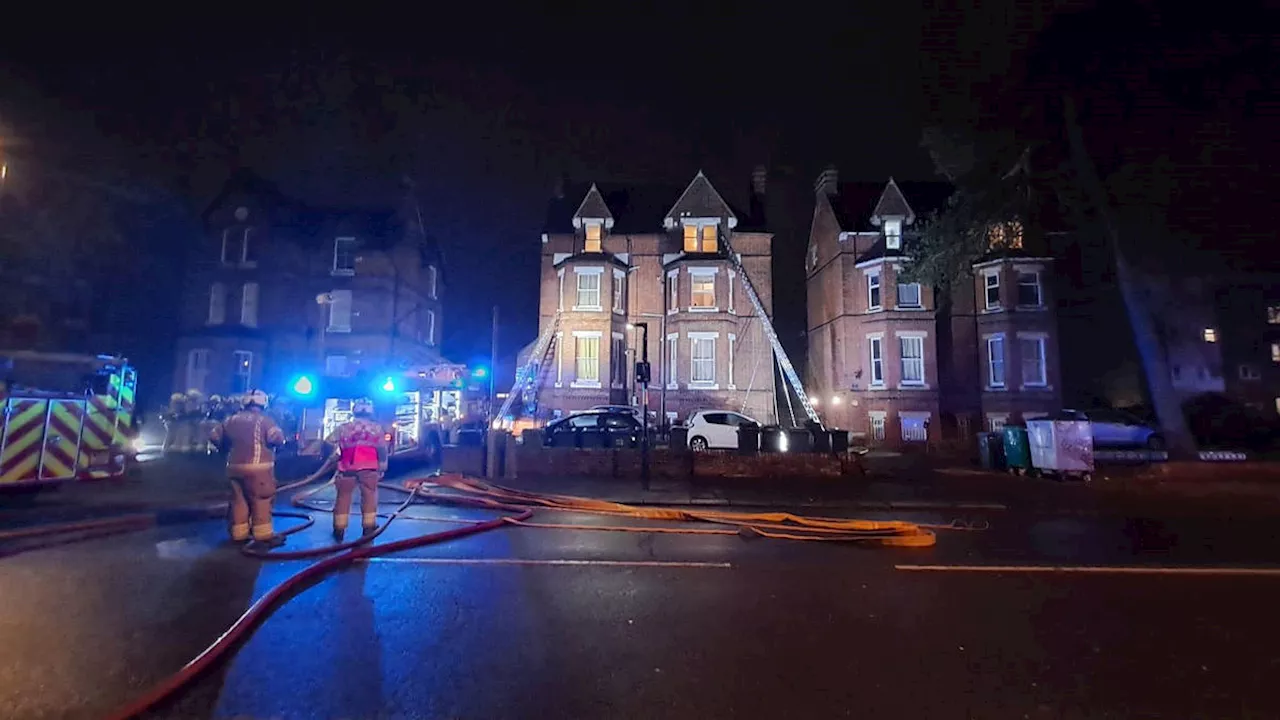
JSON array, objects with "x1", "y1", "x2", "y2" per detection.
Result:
[
  {"x1": 805, "y1": 167, "x2": 1062, "y2": 447},
  {"x1": 173, "y1": 170, "x2": 445, "y2": 397},
  {"x1": 524, "y1": 170, "x2": 778, "y2": 425}
]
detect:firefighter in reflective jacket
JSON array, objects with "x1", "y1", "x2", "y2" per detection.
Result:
[
  {"x1": 324, "y1": 397, "x2": 388, "y2": 541},
  {"x1": 210, "y1": 390, "x2": 287, "y2": 547}
]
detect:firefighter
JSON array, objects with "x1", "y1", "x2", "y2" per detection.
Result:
[
  {"x1": 324, "y1": 397, "x2": 388, "y2": 541},
  {"x1": 210, "y1": 389, "x2": 287, "y2": 547}
]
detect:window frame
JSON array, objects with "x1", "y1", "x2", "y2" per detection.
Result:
[
  {"x1": 867, "y1": 335, "x2": 884, "y2": 387},
  {"x1": 573, "y1": 268, "x2": 603, "y2": 311},
  {"x1": 232, "y1": 350, "x2": 254, "y2": 394},
  {"x1": 332, "y1": 237, "x2": 357, "y2": 276},
  {"x1": 240, "y1": 282, "x2": 259, "y2": 327},
  {"x1": 1019, "y1": 335, "x2": 1048, "y2": 387},
  {"x1": 899, "y1": 334, "x2": 926, "y2": 387},
  {"x1": 327, "y1": 289, "x2": 353, "y2": 333},
  {"x1": 867, "y1": 272, "x2": 882, "y2": 312},
  {"x1": 689, "y1": 333, "x2": 717, "y2": 387},
  {"x1": 208, "y1": 283, "x2": 226, "y2": 325},
  {"x1": 983, "y1": 270, "x2": 1001, "y2": 310},
  {"x1": 1016, "y1": 270, "x2": 1043, "y2": 308},
  {"x1": 572, "y1": 331, "x2": 602, "y2": 387},
  {"x1": 896, "y1": 281, "x2": 922, "y2": 309},
  {"x1": 986, "y1": 334, "x2": 1006, "y2": 389}
]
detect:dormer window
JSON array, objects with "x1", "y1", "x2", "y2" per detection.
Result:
[
  {"x1": 884, "y1": 219, "x2": 903, "y2": 250},
  {"x1": 682, "y1": 222, "x2": 718, "y2": 253},
  {"x1": 584, "y1": 222, "x2": 603, "y2": 253}
]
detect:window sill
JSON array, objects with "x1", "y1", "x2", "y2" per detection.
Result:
[
  {"x1": 554, "y1": 382, "x2": 563, "y2": 388},
  {"x1": 985, "y1": 385, "x2": 1008, "y2": 392},
  {"x1": 1019, "y1": 383, "x2": 1052, "y2": 391},
  {"x1": 666, "y1": 384, "x2": 679, "y2": 390},
  {"x1": 667, "y1": 309, "x2": 678, "y2": 315},
  {"x1": 982, "y1": 306, "x2": 1004, "y2": 314},
  {"x1": 572, "y1": 306, "x2": 604, "y2": 313},
  {"x1": 239, "y1": 262, "x2": 258, "y2": 269},
  {"x1": 897, "y1": 383, "x2": 930, "y2": 390},
  {"x1": 570, "y1": 381, "x2": 602, "y2": 389},
  {"x1": 1016, "y1": 305, "x2": 1046, "y2": 312},
  {"x1": 612, "y1": 308, "x2": 624, "y2": 315},
  {"x1": 331, "y1": 269, "x2": 356, "y2": 277},
  {"x1": 895, "y1": 305, "x2": 925, "y2": 311},
  {"x1": 688, "y1": 306, "x2": 719, "y2": 313},
  {"x1": 866, "y1": 383, "x2": 887, "y2": 391},
  {"x1": 327, "y1": 327, "x2": 352, "y2": 334},
  {"x1": 866, "y1": 307, "x2": 884, "y2": 314},
  {"x1": 687, "y1": 383, "x2": 720, "y2": 391}
]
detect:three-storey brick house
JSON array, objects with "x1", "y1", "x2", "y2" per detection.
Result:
[
  {"x1": 805, "y1": 166, "x2": 1062, "y2": 447},
  {"x1": 528, "y1": 170, "x2": 778, "y2": 425},
  {"x1": 173, "y1": 170, "x2": 445, "y2": 397}
]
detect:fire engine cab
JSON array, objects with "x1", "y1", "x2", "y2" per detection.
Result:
[{"x1": 0, "y1": 350, "x2": 138, "y2": 487}]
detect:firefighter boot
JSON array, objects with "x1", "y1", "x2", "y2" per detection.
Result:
[
  {"x1": 332, "y1": 524, "x2": 347, "y2": 544},
  {"x1": 252, "y1": 534, "x2": 287, "y2": 550}
]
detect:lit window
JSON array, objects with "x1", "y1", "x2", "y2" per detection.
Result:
[
  {"x1": 900, "y1": 336, "x2": 925, "y2": 386},
  {"x1": 233, "y1": 351, "x2": 253, "y2": 394},
  {"x1": 868, "y1": 337, "x2": 884, "y2": 386},
  {"x1": 700, "y1": 225, "x2": 718, "y2": 253},
  {"x1": 1203, "y1": 328, "x2": 1217, "y2": 343},
  {"x1": 575, "y1": 271, "x2": 601, "y2": 309},
  {"x1": 208, "y1": 283, "x2": 226, "y2": 325},
  {"x1": 240, "y1": 283, "x2": 259, "y2": 327},
  {"x1": 1020, "y1": 336, "x2": 1047, "y2": 386},
  {"x1": 1272, "y1": 343, "x2": 1280, "y2": 363},
  {"x1": 584, "y1": 223, "x2": 603, "y2": 253},
  {"x1": 691, "y1": 336, "x2": 716, "y2": 384},
  {"x1": 901, "y1": 413, "x2": 929, "y2": 442},
  {"x1": 333, "y1": 237, "x2": 356, "y2": 275},
  {"x1": 1016, "y1": 271, "x2": 1042, "y2": 307},
  {"x1": 575, "y1": 335, "x2": 600, "y2": 384},
  {"x1": 987, "y1": 335, "x2": 1005, "y2": 388},
  {"x1": 869, "y1": 412, "x2": 886, "y2": 441},
  {"x1": 1267, "y1": 306, "x2": 1280, "y2": 324},
  {"x1": 984, "y1": 271, "x2": 1001, "y2": 310},
  {"x1": 611, "y1": 335, "x2": 626, "y2": 387},
  {"x1": 867, "y1": 273, "x2": 882, "y2": 311},
  {"x1": 683, "y1": 224, "x2": 698, "y2": 252},
  {"x1": 691, "y1": 274, "x2": 716, "y2": 308},
  {"x1": 896, "y1": 282, "x2": 921, "y2": 308}
]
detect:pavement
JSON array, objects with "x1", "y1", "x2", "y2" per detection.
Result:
[{"x1": 4, "y1": 460, "x2": 1280, "y2": 717}]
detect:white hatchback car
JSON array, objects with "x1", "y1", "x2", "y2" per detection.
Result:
[{"x1": 684, "y1": 410, "x2": 761, "y2": 450}]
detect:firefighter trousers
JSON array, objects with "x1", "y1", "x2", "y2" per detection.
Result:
[
  {"x1": 227, "y1": 464, "x2": 277, "y2": 542},
  {"x1": 334, "y1": 470, "x2": 380, "y2": 532}
]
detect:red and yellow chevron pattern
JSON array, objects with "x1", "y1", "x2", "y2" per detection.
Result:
[{"x1": 1, "y1": 399, "x2": 48, "y2": 484}]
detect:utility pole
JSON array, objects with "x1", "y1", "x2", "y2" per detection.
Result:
[
  {"x1": 635, "y1": 322, "x2": 650, "y2": 491},
  {"x1": 489, "y1": 305, "x2": 499, "y2": 424}
]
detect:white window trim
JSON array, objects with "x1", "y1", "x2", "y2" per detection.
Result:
[
  {"x1": 220, "y1": 229, "x2": 235, "y2": 266},
  {"x1": 895, "y1": 281, "x2": 923, "y2": 310},
  {"x1": 612, "y1": 269, "x2": 625, "y2": 314},
  {"x1": 573, "y1": 266, "x2": 604, "y2": 312},
  {"x1": 207, "y1": 283, "x2": 226, "y2": 325},
  {"x1": 1017, "y1": 331, "x2": 1049, "y2": 389},
  {"x1": 583, "y1": 220, "x2": 604, "y2": 253},
  {"x1": 896, "y1": 331, "x2": 928, "y2": 389},
  {"x1": 240, "y1": 282, "x2": 259, "y2": 327},
  {"x1": 554, "y1": 332, "x2": 564, "y2": 388},
  {"x1": 611, "y1": 331, "x2": 626, "y2": 388},
  {"x1": 425, "y1": 309, "x2": 436, "y2": 346},
  {"x1": 570, "y1": 330, "x2": 603, "y2": 388},
  {"x1": 327, "y1": 289, "x2": 353, "y2": 333},
  {"x1": 428, "y1": 265, "x2": 438, "y2": 300},
  {"x1": 332, "y1": 237, "x2": 357, "y2": 277},
  {"x1": 982, "y1": 269, "x2": 1002, "y2": 312},
  {"x1": 865, "y1": 268, "x2": 883, "y2": 313},
  {"x1": 680, "y1": 219, "x2": 721, "y2": 254},
  {"x1": 985, "y1": 332, "x2": 1006, "y2": 390},
  {"x1": 1015, "y1": 268, "x2": 1044, "y2": 309},
  {"x1": 666, "y1": 269, "x2": 679, "y2": 315},
  {"x1": 240, "y1": 228, "x2": 257, "y2": 267},
  {"x1": 727, "y1": 270, "x2": 737, "y2": 315},
  {"x1": 232, "y1": 350, "x2": 254, "y2": 394},
  {"x1": 688, "y1": 267, "x2": 719, "y2": 313},
  {"x1": 899, "y1": 410, "x2": 931, "y2": 442},
  {"x1": 727, "y1": 333, "x2": 736, "y2": 389},
  {"x1": 866, "y1": 332, "x2": 885, "y2": 388},
  {"x1": 868, "y1": 411, "x2": 887, "y2": 441},
  {"x1": 666, "y1": 333, "x2": 679, "y2": 389},
  {"x1": 557, "y1": 269, "x2": 565, "y2": 312},
  {"x1": 884, "y1": 218, "x2": 903, "y2": 250},
  {"x1": 688, "y1": 331, "x2": 719, "y2": 389}
]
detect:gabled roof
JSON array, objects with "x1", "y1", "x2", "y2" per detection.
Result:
[
  {"x1": 828, "y1": 179, "x2": 953, "y2": 233},
  {"x1": 544, "y1": 183, "x2": 686, "y2": 234},
  {"x1": 573, "y1": 184, "x2": 613, "y2": 221},
  {"x1": 664, "y1": 171, "x2": 735, "y2": 223},
  {"x1": 871, "y1": 178, "x2": 914, "y2": 224}
]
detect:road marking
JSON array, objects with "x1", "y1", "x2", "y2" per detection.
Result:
[
  {"x1": 896, "y1": 564, "x2": 1280, "y2": 577},
  {"x1": 365, "y1": 557, "x2": 732, "y2": 569}
]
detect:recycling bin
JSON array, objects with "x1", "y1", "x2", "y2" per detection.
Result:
[
  {"x1": 760, "y1": 426, "x2": 786, "y2": 453},
  {"x1": 737, "y1": 423, "x2": 761, "y2": 454},
  {"x1": 1001, "y1": 425, "x2": 1031, "y2": 474},
  {"x1": 977, "y1": 432, "x2": 1006, "y2": 470}
]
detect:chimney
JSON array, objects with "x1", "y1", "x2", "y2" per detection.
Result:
[
  {"x1": 814, "y1": 164, "x2": 838, "y2": 196},
  {"x1": 751, "y1": 165, "x2": 767, "y2": 196},
  {"x1": 553, "y1": 171, "x2": 569, "y2": 199}
]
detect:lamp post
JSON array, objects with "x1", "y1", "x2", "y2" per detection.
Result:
[{"x1": 631, "y1": 322, "x2": 651, "y2": 490}]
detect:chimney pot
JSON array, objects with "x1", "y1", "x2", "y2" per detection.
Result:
[
  {"x1": 814, "y1": 164, "x2": 838, "y2": 196},
  {"x1": 751, "y1": 165, "x2": 767, "y2": 196}
]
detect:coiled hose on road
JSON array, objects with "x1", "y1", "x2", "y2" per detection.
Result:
[{"x1": 3, "y1": 466, "x2": 970, "y2": 718}]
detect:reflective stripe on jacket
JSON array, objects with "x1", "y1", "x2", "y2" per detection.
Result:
[
  {"x1": 325, "y1": 418, "x2": 385, "y2": 472},
  {"x1": 211, "y1": 410, "x2": 285, "y2": 468}
]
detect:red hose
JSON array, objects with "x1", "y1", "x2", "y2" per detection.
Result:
[{"x1": 104, "y1": 506, "x2": 532, "y2": 720}]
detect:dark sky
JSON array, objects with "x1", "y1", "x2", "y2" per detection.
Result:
[{"x1": 0, "y1": 3, "x2": 1071, "y2": 372}]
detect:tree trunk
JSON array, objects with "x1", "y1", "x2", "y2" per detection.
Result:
[{"x1": 1061, "y1": 95, "x2": 1197, "y2": 458}]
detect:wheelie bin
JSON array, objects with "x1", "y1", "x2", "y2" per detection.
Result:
[
  {"x1": 1001, "y1": 424, "x2": 1031, "y2": 475},
  {"x1": 737, "y1": 423, "x2": 761, "y2": 455},
  {"x1": 977, "y1": 432, "x2": 1006, "y2": 470}
]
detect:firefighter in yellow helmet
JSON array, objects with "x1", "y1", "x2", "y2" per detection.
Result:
[
  {"x1": 210, "y1": 389, "x2": 287, "y2": 547},
  {"x1": 324, "y1": 397, "x2": 388, "y2": 541}
]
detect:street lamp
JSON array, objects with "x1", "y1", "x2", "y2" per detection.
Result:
[{"x1": 632, "y1": 322, "x2": 651, "y2": 490}]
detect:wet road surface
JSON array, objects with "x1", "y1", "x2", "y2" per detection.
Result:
[{"x1": 2, "y1": 488, "x2": 1280, "y2": 718}]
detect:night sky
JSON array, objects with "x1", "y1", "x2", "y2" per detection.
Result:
[{"x1": 0, "y1": 3, "x2": 1083, "y2": 374}]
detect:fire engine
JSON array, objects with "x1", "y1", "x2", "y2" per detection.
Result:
[{"x1": 0, "y1": 350, "x2": 138, "y2": 487}]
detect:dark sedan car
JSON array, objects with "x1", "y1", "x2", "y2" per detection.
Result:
[{"x1": 544, "y1": 410, "x2": 642, "y2": 449}]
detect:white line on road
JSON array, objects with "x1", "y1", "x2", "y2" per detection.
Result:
[
  {"x1": 896, "y1": 564, "x2": 1280, "y2": 577},
  {"x1": 365, "y1": 557, "x2": 732, "y2": 569}
]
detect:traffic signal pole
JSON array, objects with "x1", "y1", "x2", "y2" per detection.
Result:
[{"x1": 635, "y1": 322, "x2": 650, "y2": 491}]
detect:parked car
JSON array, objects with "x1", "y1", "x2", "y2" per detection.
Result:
[
  {"x1": 544, "y1": 409, "x2": 643, "y2": 448},
  {"x1": 1060, "y1": 408, "x2": 1164, "y2": 450},
  {"x1": 684, "y1": 410, "x2": 761, "y2": 451}
]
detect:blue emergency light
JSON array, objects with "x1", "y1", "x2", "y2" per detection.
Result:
[
  {"x1": 380, "y1": 376, "x2": 397, "y2": 393},
  {"x1": 291, "y1": 375, "x2": 316, "y2": 397},
  {"x1": 472, "y1": 367, "x2": 488, "y2": 379}
]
